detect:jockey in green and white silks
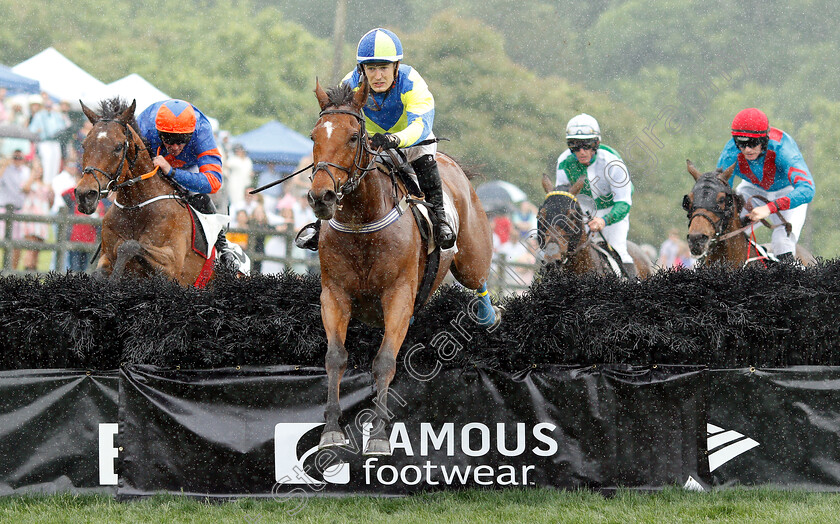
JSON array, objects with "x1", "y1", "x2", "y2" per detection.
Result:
[{"x1": 555, "y1": 113, "x2": 636, "y2": 277}]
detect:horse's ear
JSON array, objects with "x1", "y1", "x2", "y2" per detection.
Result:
[
  {"x1": 541, "y1": 173, "x2": 554, "y2": 193},
  {"x1": 720, "y1": 162, "x2": 735, "y2": 183},
  {"x1": 352, "y1": 77, "x2": 369, "y2": 111},
  {"x1": 569, "y1": 174, "x2": 586, "y2": 195},
  {"x1": 314, "y1": 78, "x2": 330, "y2": 110},
  {"x1": 686, "y1": 159, "x2": 703, "y2": 181},
  {"x1": 80, "y1": 100, "x2": 100, "y2": 124},
  {"x1": 117, "y1": 99, "x2": 137, "y2": 124}
]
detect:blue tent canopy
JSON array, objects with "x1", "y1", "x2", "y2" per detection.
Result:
[
  {"x1": 234, "y1": 120, "x2": 312, "y2": 173},
  {"x1": 0, "y1": 64, "x2": 40, "y2": 94}
]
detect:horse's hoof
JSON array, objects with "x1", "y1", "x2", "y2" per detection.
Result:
[
  {"x1": 491, "y1": 305, "x2": 504, "y2": 327},
  {"x1": 364, "y1": 438, "x2": 392, "y2": 456},
  {"x1": 319, "y1": 431, "x2": 349, "y2": 449}
]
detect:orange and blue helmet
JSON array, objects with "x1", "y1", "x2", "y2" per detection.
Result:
[
  {"x1": 155, "y1": 99, "x2": 197, "y2": 135},
  {"x1": 356, "y1": 28, "x2": 403, "y2": 64}
]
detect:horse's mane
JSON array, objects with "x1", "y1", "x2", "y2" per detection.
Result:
[
  {"x1": 97, "y1": 97, "x2": 141, "y2": 135},
  {"x1": 324, "y1": 83, "x2": 357, "y2": 109}
]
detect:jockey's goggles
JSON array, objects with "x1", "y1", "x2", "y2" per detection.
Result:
[
  {"x1": 159, "y1": 132, "x2": 192, "y2": 146},
  {"x1": 733, "y1": 136, "x2": 764, "y2": 150},
  {"x1": 567, "y1": 139, "x2": 598, "y2": 152}
]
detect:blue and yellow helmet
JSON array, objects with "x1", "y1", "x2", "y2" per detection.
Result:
[{"x1": 356, "y1": 28, "x2": 403, "y2": 64}]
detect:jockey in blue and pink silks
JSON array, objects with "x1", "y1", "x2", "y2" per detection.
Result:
[
  {"x1": 716, "y1": 108, "x2": 815, "y2": 264},
  {"x1": 136, "y1": 99, "x2": 247, "y2": 273}
]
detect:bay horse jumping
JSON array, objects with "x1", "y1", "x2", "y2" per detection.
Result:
[
  {"x1": 538, "y1": 173, "x2": 654, "y2": 278},
  {"x1": 75, "y1": 98, "x2": 214, "y2": 286},
  {"x1": 683, "y1": 160, "x2": 816, "y2": 267},
  {"x1": 309, "y1": 80, "x2": 499, "y2": 455}
]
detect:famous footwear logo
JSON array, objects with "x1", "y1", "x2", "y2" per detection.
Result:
[
  {"x1": 274, "y1": 422, "x2": 557, "y2": 487},
  {"x1": 274, "y1": 423, "x2": 350, "y2": 485},
  {"x1": 707, "y1": 423, "x2": 760, "y2": 472}
]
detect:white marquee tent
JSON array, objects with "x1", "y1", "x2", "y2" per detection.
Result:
[
  {"x1": 13, "y1": 47, "x2": 218, "y2": 129},
  {"x1": 12, "y1": 47, "x2": 111, "y2": 109},
  {"x1": 105, "y1": 74, "x2": 170, "y2": 112}
]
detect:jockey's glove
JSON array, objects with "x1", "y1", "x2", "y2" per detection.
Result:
[{"x1": 371, "y1": 133, "x2": 400, "y2": 150}]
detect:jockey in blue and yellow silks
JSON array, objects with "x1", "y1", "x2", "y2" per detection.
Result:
[
  {"x1": 137, "y1": 99, "x2": 245, "y2": 272},
  {"x1": 716, "y1": 108, "x2": 814, "y2": 263},
  {"x1": 295, "y1": 28, "x2": 456, "y2": 251}
]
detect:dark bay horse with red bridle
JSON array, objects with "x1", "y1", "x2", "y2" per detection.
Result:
[
  {"x1": 309, "y1": 80, "x2": 499, "y2": 455},
  {"x1": 75, "y1": 98, "x2": 214, "y2": 286},
  {"x1": 683, "y1": 160, "x2": 816, "y2": 267},
  {"x1": 537, "y1": 173, "x2": 654, "y2": 278}
]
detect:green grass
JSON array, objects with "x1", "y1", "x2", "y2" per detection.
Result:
[{"x1": 1, "y1": 488, "x2": 839, "y2": 523}]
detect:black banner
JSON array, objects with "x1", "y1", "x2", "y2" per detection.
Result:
[
  {"x1": 4, "y1": 365, "x2": 839, "y2": 495},
  {"x1": 0, "y1": 370, "x2": 118, "y2": 494},
  {"x1": 118, "y1": 364, "x2": 708, "y2": 497},
  {"x1": 708, "y1": 367, "x2": 840, "y2": 489}
]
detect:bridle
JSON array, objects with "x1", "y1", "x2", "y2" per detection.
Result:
[
  {"x1": 683, "y1": 175, "x2": 737, "y2": 242},
  {"x1": 82, "y1": 119, "x2": 141, "y2": 197},
  {"x1": 311, "y1": 108, "x2": 379, "y2": 201},
  {"x1": 540, "y1": 191, "x2": 589, "y2": 266}
]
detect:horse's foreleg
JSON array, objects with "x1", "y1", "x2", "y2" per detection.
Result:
[
  {"x1": 136, "y1": 244, "x2": 182, "y2": 280},
  {"x1": 92, "y1": 255, "x2": 112, "y2": 281},
  {"x1": 366, "y1": 284, "x2": 414, "y2": 456},
  {"x1": 110, "y1": 240, "x2": 145, "y2": 281},
  {"x1": 319, "y1": 285, "x2": 352, "y2": 450}
]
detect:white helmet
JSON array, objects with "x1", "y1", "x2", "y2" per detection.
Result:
[{"x1": 565, "y1": 113, "x2": 601, "y2": 140}]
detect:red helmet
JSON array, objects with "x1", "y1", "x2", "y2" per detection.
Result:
[
  {"x1": 155, "y1": 100, "x2": 197, "y2": 134},
  {"x1": 731, "y1": 108, "x2": 769, "y2": 138}
]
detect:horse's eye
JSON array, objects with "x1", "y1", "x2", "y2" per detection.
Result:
[
  {"x1": 349, "y1": 134, "x2": 358, "y2": 144},
  {"x1": 114, "y1": 144, "x2": 123, "y2": 153}
]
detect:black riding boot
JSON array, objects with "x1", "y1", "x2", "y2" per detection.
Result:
[
  {"x1": 622, "y1": 262, "x2": 639, "y2": 281},
  {"x1": 412, "y1": 154, "x2": 456, "y2": 249},
  {"x1": 215, "y1": 230, "x2": 239, "y2": 272},
  {"x1": 294, "y1": 221, "x2": 321, "y2": 251}
]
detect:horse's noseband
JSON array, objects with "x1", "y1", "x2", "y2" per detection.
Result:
[{"x1": 312, "y1": 108, "x2": 377, "y2": 201}]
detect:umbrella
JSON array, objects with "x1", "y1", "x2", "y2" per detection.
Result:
[
  {"x1": 475, "y1": 180, "x2": 528, "y2": 213},
  {"x1": 0, "y1": 124, "x2": 39, "y2": 141}
]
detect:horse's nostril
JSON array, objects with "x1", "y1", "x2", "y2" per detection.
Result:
[
  {"x1": 688, "y1": 234, "x2": 709, "y2": 246},
  {"x1": 322, "y1": 191, "x2": 337, "y2": 204}
]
